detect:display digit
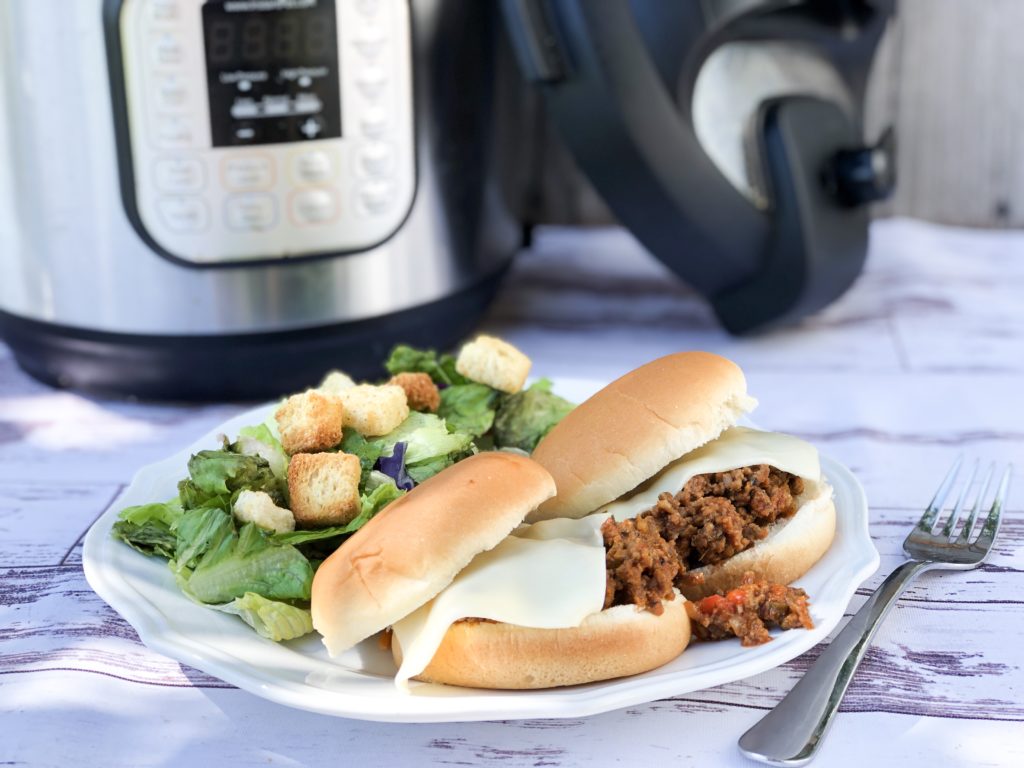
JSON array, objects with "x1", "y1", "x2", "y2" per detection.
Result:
[
  {"x1": 208, "y1": 20, "x2": 235, "y2": 66},
  {"x1": 306, "y1": 19, "x2": 332, "y2": 59},
  {"x1": 241, "y1": 17, "x2": 269, "y2": 64},
  {"x1": 273, "y1": 16, "x2": 300, "y2": 60}
]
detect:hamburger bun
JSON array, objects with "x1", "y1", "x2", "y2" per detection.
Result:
[
  {"x1": 394, "y1": 597, "x2": 691, "y2": 689},
  {"x1": 311, "y1": 452, "x2": 556, "y2": 656},
  {"x1": 529, "y1": 352, "x2": 757, "y2": 522}
]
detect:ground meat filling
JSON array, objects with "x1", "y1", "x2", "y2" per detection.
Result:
[
  {"x1": 686, "y1": 572, "x2": 814, "y2": 646},
  {"x1": 602, "y1": 465, "x2": 805, "y2": 612}
]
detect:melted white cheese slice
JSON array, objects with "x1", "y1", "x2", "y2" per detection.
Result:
[
  {"x1": 598, "y1": 427, "x2": 821, "y2": 522},
  {"x1": 391, "y1": 515, "x2": 608, "y2": 689}
]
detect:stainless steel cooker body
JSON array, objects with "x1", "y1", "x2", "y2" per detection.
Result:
[{"x1": 0, "y1": 0, "x2": 528, "y2": 398}]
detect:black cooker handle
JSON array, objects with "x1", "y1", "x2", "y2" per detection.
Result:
[{"x1": 501, "y1": 0, "x2": 892, "y2": 332}]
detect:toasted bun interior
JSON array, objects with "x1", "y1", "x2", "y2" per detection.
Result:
[
  {"x1": 311, "y1": 452, "x2": 556, "y2": 656},
  {"x1": 682, "y1": 480, "x2": 837, "y2": 600},
  {"x1": 393, "y1": 596, "x2": 691, "y2": 690},
  {"x1": 529, "y1": 352, "x2": 756, "y2": 522}
]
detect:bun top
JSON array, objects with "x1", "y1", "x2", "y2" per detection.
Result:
[
  {"x1": 528, "y1": 352, "x2": 756, "y2": 522},
  {"x1": 311, "y1": 451, "x2": 556, "y2": 656}
]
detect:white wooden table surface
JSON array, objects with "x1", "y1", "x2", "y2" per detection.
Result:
[{"x1": 1, "y1": 218, "x2": 1021, "y2": 767}]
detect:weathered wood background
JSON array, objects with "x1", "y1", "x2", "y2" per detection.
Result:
[
  {"x1": 2, "y1": 218, "x2": 1022, "y2": 766},
  {"x1": 538, "y1": 0, "x2": 1024, "y2": 229}
]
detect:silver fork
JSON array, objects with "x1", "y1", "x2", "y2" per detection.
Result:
[{"x1": 738, "y1": 457, "x2": 1012, "y2": 766}]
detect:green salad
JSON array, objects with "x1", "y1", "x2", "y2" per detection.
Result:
[{"x1": 112, "y1": 340, "x2": 574, "y2": 642}]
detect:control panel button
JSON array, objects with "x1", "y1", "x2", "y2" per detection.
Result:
[
  {"x1": 292, "y1": 151, "x2": 337, "y2": 185},
  {"x1": 356, "y1": 0, "x2": 383, "y2": 17},
  {"x1": 291, "y1": 189, "x2": 339, "y2": 225},
  {"x1": 154, "y1": 157, "x2": 204, "y2": 193},
  {"x1": 147, "y1": 0, "x2": 181, "y2": 24},
  {"x1": 356, "y1": 180, "x2": 395, "y2": 216},
  {"x1": 158, "y1": 197, "x2": 209, "y2": 232},
  {"x1": 154, "y1": 115, "x2": 196, "y2": 148},
  {"x1": 151, "y1": 33, "x2": 185, "y2": 67},
  {"x1": 222, "y1": 156, "x2": 275, "y2": 191},
  {"x1": 155, "y1": 75, "x2": 189, "y2": 112},
  {"x1": 356, "y1": 67, "x2": 389, "y2": 100},
  {"x1": 353, "y1": 30, "x2": 387, "y2": 60},
  {"x1": 357, "y1": 143, "x2": 395, "y2": 177},
  {"x1": 226, "y1": 194, "x2": 278, "y2": 232},
  {"x1": 360, "y1": 107, "x2": 389, "y2": 138}
]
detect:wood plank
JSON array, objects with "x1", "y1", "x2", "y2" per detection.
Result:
[{"x1": 0, "y1": 483, "x2": 122, "y2": 568}]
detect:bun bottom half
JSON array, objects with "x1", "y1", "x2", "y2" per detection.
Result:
[
  {"x1": 681, "y1": 479, "x2": 836, "y2": 601},
  {"x1": 392, "y1": 597, "x2": 691, "y2": 689}
]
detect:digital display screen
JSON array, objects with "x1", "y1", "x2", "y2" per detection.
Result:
[{"x1": 202, "y1": 0, "x2": 341, "y2": 147}]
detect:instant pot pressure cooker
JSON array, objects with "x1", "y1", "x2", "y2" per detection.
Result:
[{"x1": 0, "y1": 0, "x2": 894, "y2": 400}]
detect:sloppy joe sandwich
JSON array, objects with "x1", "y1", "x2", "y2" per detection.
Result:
[
  {"x1": 311, "y1": 452, "x2": 690, "y2": 689},
  {"x1": 529, "y1": 352, "x2": 836, "y2": 602}
]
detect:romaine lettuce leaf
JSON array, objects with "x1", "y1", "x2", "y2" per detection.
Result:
[
  {"x1": 180, "y1": 522, "x2": 313, "y2": 604},
  {"x1": 210, "y1": 592, "x2": 313, "y2": 642},
  {"x1": 232, "y1": 423, "x2": 289, "y2": 480},
  {"x1": 493, "y1": 378, "x2": 575, "y2": 452},
  {"x1": 171, "y1": 505, "x2": 235, "y2": 573},
  {"x1": 111, "y1": 499, "x2": 183, "y2": 558},
  {"x1": 340, "y1": 429, "x2": 387, "y2": 483},
  {"x1": 380, "y1": 412, "x2": 472, "y2": 465},
  {"x1": 438, "y1": 383, "x2": 499, "y2": 438},
  {"x1": 384, "y1": 344, "x2": 468, "y2": 387}
]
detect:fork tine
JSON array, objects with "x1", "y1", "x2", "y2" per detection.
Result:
[
  {"x1": 917, "y1": 455, "x2": 963, "y2": 533},
  {"x1": 972, "y1": 465, "x2": 1012, "y2": 553},
  {"x1": 956, "y1": 462, "x2": 995, "y2": 543},
  {"x1": 941, "y1": 460, "x2": 978, "y2": 538}
]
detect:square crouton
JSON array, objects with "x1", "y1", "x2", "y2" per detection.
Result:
[
  {"x1": 233, "y1": 490, "x2": 295, "y2": 534},
  {"x1": 455, "y1": 335, "x2": 531, "y2": 393},
  {"x1": 288, "y1": 452, "x2": 361, "y2": 527},
  {"x1": 318, "y1": 370, "x2": 356, "y2": 396},
  {"x1": 388, "y1": 372, "x2": 440, "y2": 413},
  {"x1": 338, "y1": 384, "x2": 409, "y2": 436},
  {"x1": 275, "y1": 390, "x2": 344, "y2": 454}
]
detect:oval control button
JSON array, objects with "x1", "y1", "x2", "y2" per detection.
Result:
[
  {"x1": 155, "y1": 116, "x2": 196, "y2": 148},
  {"x1": 151, "y1": 33, "x2": 185, "y2": 66},
  {"x1": 148, "y1": 0, "x2": 181, "y2": 24},
  {"x1": 292, "y1": 151, "x2": 336, "y2": 184},
  {"x1": 222, "y1": 155, "x2": 275, "y2": 191},
  {"x1": 357, "y1": 143, "x2": 395, "y2": 177},
  {"x1": 356, "y1": 180, "x2": 395, "y2": 217},
  {"x1": 356, "y1": 67, "x2": 389, "y2": 100},
  {"x1": 291, "y1": 189, "x2": 339, "y2": 225},
  {"x1": 158, "y1": 197, "x2": 209, "y2": 232},
  {"x1": 226, "y1": 194, "x2": 277, "y2": 232},
  {"x1": 360, "y1": 107, "x2": 389, "y2": 138},
  {"x1": 154, "y1": 157, "x2": 205, "y2": 193},
  {"x1": 155, "y1": 75, "x2": 189, "y2": 112}
]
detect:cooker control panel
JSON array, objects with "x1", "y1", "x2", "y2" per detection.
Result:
[{"x1": 116, "y1": 0, "x2": 414, "y2": 265}]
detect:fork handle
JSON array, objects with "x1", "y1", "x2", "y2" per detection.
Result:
[{"x1": 738, "y1": 560, "x2": 934, "y2": 766}]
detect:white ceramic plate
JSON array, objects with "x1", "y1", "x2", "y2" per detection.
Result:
[{"x1": 83, "y1": 377, "x2": 879, "y2": 723}]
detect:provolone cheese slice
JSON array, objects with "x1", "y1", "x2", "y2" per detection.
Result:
[
  {"x1": 598, "y1": 427, "x2": 821, "y2": 521},
  {"x1": 391, "y1": 515, "x2": 608, "y2": 689}
]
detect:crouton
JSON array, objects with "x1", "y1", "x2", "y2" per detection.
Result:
[
  {"x1": 338, "y1": 384, "x2": 409, "y2": 436},
  {"x1": 288, "y1": 452, "x2": 361, "y2": 527},
  {"x1": 388, "y1": 372, "x2": 440, "y2": 413},
  {"x1": 455, "y1": 335, "x2": 531, "y2": 393},
  {"x1": 319, "y1": 370, "x2": 356, "y2": 396},
  {"x1": 233, "y1": 490, "x2": 295, "y2": 534},
  {"x1": 275, "y1": 390, "x2": 344, "y2": 454}
]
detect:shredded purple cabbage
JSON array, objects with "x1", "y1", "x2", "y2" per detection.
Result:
[{"x1": 376, "y1": 442, "x2": 415, "y2": 491}]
